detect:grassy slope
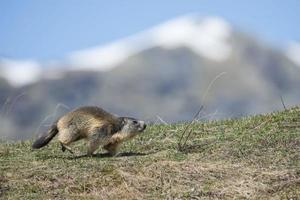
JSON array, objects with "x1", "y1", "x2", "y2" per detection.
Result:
[{"x1": 0, "y1": 107, "x2": 299, "y2": 199}]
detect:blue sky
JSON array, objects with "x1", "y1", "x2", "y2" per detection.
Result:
[{"x1": 0, "y1": 0, "x2": 299, "y2": 61}]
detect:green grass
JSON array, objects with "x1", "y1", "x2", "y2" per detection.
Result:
[{"x1": 1, "y1": 107, "x2": 300, "y2": 199}]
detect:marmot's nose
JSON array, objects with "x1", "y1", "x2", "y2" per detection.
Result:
[
  {"x1": 139, "y1": 121, "x2": 147, "y2": 131},
  {"x1": 143, "y1": 124, "x2": 147, "y2": 130}
]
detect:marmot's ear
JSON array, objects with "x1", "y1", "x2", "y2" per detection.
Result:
[{"x1": 120, "y1": 117, "x2": 127, "y2": 126}]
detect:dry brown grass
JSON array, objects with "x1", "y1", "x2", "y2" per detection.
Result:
[{"x1": 0, "y1": 107, "x2": 299, "y2": 199}]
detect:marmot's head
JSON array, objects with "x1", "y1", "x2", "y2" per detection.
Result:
[{"x1": 118, "y1": 117, "x2": 147, "y2": 139}]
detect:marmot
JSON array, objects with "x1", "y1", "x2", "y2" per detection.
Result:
[{"x1": 32, "y1": 106, "x2": 147, "y2": 156}]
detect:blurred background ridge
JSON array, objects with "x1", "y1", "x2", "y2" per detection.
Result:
[{"x1": 0, "y1": 1, "x2": 300, "y2": 141}]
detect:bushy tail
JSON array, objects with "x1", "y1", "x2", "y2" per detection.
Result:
[{"x1": 32, "y1": 123, "x2": 59, "y2": 149}]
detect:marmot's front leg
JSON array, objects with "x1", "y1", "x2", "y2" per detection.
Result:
[
  {"x1": 87, "y1": 139, "x2": 101, "y2": 156},
  {"x1": 103, "y1": 140, "x2": 120, "y2": 156},
  {"x1": 87, "y1": 127, "x2": 107, "y2": 156}
]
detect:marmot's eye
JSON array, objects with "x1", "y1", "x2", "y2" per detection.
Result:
[{"x1": 132, "y1": 120, "x2": 138, "y2": 124}]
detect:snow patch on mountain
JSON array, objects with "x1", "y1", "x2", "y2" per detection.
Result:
[
  {"x1": 0, "y1": 15, "x2": 233, "y2": 86},
  {"x1": 286, "y1": 42, "x2": 300, "y2": 67},
  {"x1": 0, "y1": 59, "x2": 42, "y2": 86},
  {"x1": 151, "y1": 16, "x2": 232, "y2": 61},
  {"x1": 68, "y1": 15, "x2": 232, "y2": 70}
]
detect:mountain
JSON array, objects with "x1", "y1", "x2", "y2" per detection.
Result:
[
  {"x1": 68, "y1": 16, "x2": 232, "y2": 69},
  {"x1": 0, "y1": 15, "x2": 300, "y2": 141},
  {"x1": 286, "y1": 42, "x2": 300, "y2": 66}
]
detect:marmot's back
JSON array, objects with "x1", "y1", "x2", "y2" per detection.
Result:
[{"x1": 57, "y1": 106, "x2": 120, "y2": 131}]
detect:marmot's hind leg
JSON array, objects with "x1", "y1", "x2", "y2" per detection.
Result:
[
  {"x1": 60, "y1": 143, "x2": 74, "y2": 154},
  {"x1": 58, "y1": 128, "x2": 77, "y2": 154}
]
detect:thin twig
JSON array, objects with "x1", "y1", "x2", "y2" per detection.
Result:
[
  {"x1": 5, "y1": 92, "x2": 27, "y2": 116},
  {"x1": 177, "y1": 72, "x2": 227, "y2": 151},
  {"x1": 156, "y1": 115, "x2": 169, "y2": 125},
  {"x1": 178, "y1": 105, "x2": 204, "y2": 150},
  {"x1": 0, "y1": 93, "x2": 27, "y2": 117},
  {"x1": 201, "y1": 72, "x2": 227, "y2": 104},
  {"x1": 0, "y1": 97, "x2": 10, "y2": 116},
  {"x1": 280, "y1": 95, "x2": 287, "y2": 110},
  {"x1": 34, "y1": 103, "x2": 70, "y2": 137}
]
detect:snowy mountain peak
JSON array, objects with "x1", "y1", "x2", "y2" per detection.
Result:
[
  {"x1": 1, "y1": 15, "x2": 233, "y2": 86},
  {"x1": 286, "y1": 42, "x2": 300, "y2": 67},
  {"x1": 151, "y1": 16, "x2": 232, "y2": 61},
  {"x1": 68, "y1": 15, "x2": 232, "y2": 70},
  {"x1": 0, "y1": 59, "x2": 42, "y2": 86}
]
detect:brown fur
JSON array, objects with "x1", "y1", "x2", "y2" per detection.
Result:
[
  {"x1": 32, "y1": 106, "x2": 146, "y2": 156},
  {"x1": 103, "y1": 131, "x2": 137, "y2": 155}
]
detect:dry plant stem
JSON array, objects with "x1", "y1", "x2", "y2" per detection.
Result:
[
  {"x1": 280, "y1": 95, "x2": 287, "y2": 110},
  {"x1": 0, "y1": 98, "x2": 10, "y2": 116},
  {"x1": 5, "y1": 92, "x2": 26, "y2": 116},
  {"x1": 156, "y1": 115, "x2": 168, "y2": 125},
  {"x1": 178, "y1": 105, "x2": 203, "y2": 151},
  {"x1": 34, "y1": 103, "x2": 70, "y2": 137},
  {"x1": 178, "y1": 72, "x2": 227, "y2": 151}
]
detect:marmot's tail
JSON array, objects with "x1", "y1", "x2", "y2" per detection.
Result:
[{"x1": 32, "y1": 123, "x2": 58, "y2": 149}]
